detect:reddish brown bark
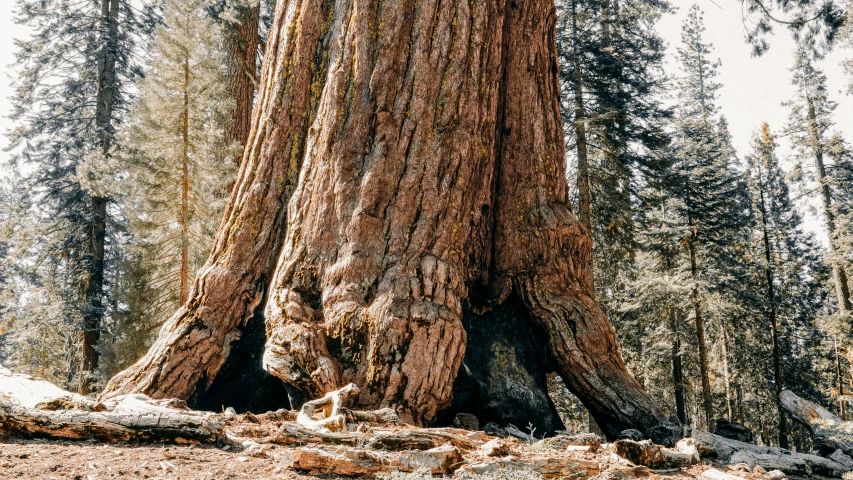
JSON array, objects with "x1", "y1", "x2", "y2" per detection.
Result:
[
  {"x1": 100, "y1": 0, "x2": 330, "y2": 402},
  {"x1": 259, "y1": 0, "x2": 673, "y2": 440},
  {"x1": 180, "y1": 57, "x2": 190, "y2": 305},
  {"x1": 224, "y1": 0, "x2": 261, "y2": 159},
  {"x1": 105, "y1": 0, "x2": 675, "y2": 442}
]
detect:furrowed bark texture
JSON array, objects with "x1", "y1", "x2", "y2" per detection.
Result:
[
  {"x1": 225, "y1": 0, "x2": 262, "y2": 159},
  {"x1": 105, "y1": 0, "x2": 672, "y2": 441},
  {"x1": 100, "y1": 0, "x2": 330, "y2": 402},
  {"x1": 259, "y1": 0, "x2": 672, "y2": 441}
]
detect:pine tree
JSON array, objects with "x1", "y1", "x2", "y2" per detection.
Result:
[
  {"x1": 107, "y1": 0, "x2": 238, "y2": 372},
  {"x1": 740, "y1": 0, "x2": 844, "y2": 56},
  {"x1": 785, "y1": 45, "x2": 853, "y2": 320},
  {"x1": 5, "y1": 0, "x2": 157, "y2": 391},
  {"x1": 555, "y1": 0, "x2": 671, "y2": 289},
  {"x1": 668, "y1": 5, "x2": 751, "y2": 431},
  {"x1": 744, "y1": 124, "x2": 798, "y2": 447}
]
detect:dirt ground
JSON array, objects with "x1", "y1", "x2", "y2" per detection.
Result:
[
  {"x1": 0, "y1": 437, "x2": 823, "y2": 480},
  {"x1": 0, "y1": 438, "x2": 334, "y2": 480}
]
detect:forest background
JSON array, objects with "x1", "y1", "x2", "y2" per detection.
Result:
[{"x1": 1, "y1": 0, "x2": 853, "y2": 455}]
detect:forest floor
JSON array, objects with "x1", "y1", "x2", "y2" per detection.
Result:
[
  {"x1": 0, "y1": 436, "x2": 824, "y2": 480},
  {"x1": 0, "y1": 439, "x2": 322, "y2": 480}
]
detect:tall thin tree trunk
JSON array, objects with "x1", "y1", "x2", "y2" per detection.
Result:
[
  {"x1": 755, "y1": 142, "x2": 788, "y2": 448},
  {"x1": 570, "y1": 0, "x2": 592, "y2": 238},
  {"x1": 688, "y1": 230, "x2": 714, "y2": 432},
  {"x1": 180, "y1": 57, "x2": 190, "y2": 305},
  {"x1": 224, "y1": 0, "x2": 261, "y2": 162},
  {"x1": 721, "y1": 325, "x2": 732, "y2": 421},
  {"x1": 80, "y1": 0, "x2": 119, "y2": 394},
  {"x1": 736, "y1": 384, "x2": 743, "y2": 421},
  {"x1": 836, "y1": 335, "x2": 846, "y2": 420},
  {"x1": 670, "y1": 308, "x2": 686, "y2": 425},
  {"x1": 807, "y1": 101, "x2": 853, "y2": 314}
]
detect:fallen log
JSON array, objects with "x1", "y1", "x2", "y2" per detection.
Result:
[
  {"x1": 691, "y1": 428, "x2": 850, "y2": 477},
  {"x1": 0, "y1": 366, "x2": 225, "y2": 444},
  {"x1": 780, "y1": 389, "x2": 853, "y2": 458},
  {"x1": 264, "y1": 421, "x2": 482, "y2": 451},
  {"x1": 288, "y1": 444, "x2": 464, "y2": 476},
  {"x1": 0, "y1": 393, "x2": 224, "y2": 444},
  {"x1": 698, "y1": 468, "x2": 742, "y2": 480},
  {"x1": 614, "y1": 438, "x2": 698, "y2": 469},
  {"x1": 0, "y1": 366, "x2": 100, "y2": 411}
]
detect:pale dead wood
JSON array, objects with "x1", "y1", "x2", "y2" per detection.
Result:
[
  {"x1": 698, "y1": 469, "x2": 742, "y2": 480},
  {"x1": 691, "y1": 428, "x2": 850, "y2": 477},
  {"x1": 296, "y1": 383, "x2": 359, "y2": 432},
  {"x1": 0, "y1": 366, "x2": 99, "y2": 410},
  {"x1": 613, "y1": 439, "x2": 698, "y2": 469},
  {"x1": 288, "y1": 444, "x2": 464, "y2": 476},
  {"x1": 0, "y1": 394, "x2": 224, "y2": 444},
  {"x1": 252, "y1": 422, "x2": 483, "y2": 452},
  {"x1": 460, "y1": 455, "x2": 601, "y2": 479},
  {"x1": 780, "y1": 389, "x2": 853, "y2": 458}
]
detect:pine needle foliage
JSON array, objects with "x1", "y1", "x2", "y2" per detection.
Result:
[
  {"x1": 104, "y1": 0, "x2": 238, "y2": 374},
  {"x1": 2, "y1": 0, "x2": 158, "y2": 388}
]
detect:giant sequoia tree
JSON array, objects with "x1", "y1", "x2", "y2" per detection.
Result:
[{"x1": 101, "y1": 0, "x2": 677, "y2": 442}]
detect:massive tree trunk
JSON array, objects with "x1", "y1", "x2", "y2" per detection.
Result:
[
  {"x1": 104, "y1": 0, "x2": 676, "y2": 442},
  {"x1": 100, "y1": 0, "x2": 324, "y2": 407}
]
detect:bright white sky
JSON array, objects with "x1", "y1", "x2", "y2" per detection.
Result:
[{"x1": 0, "y1": 1, "x2": 845, "y2": 242}]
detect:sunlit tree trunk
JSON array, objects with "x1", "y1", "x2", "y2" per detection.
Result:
[
  {"x1": 104, "y1": 0, "x2": 677, "y2": 442},
  {"x1": 688, "y1": 225, "x2": 714, "y2": 432}
]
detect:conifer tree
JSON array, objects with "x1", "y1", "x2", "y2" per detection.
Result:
[
  {"x1": 668, "y1": 5, "x2": 750, "y2": 431},
  {"x1": 745, "y1": 124, "x2": 792, "y2": 447},
  {"x1": 108, "y1": 0, "x2": 237, "y2": 371},
  {"x1": 554, "y1": 0, "x2": 671, "y2": 431},
  {"x1": 5, "y1": 0, "x2": 157, "y2": 391},
  {"x1": 785, "y1": 45, "x2": 853, "y2": 320},
  {"x1": 555, "y1": 0, "x2": 671, "y2": 290}
]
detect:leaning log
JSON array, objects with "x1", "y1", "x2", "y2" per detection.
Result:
[
  {"x1": 691, "y1": 428, "x2": 850, "y2": 477},
  {"x1": 780, "y1": 389, "x2": 853, "y2": 458}
]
